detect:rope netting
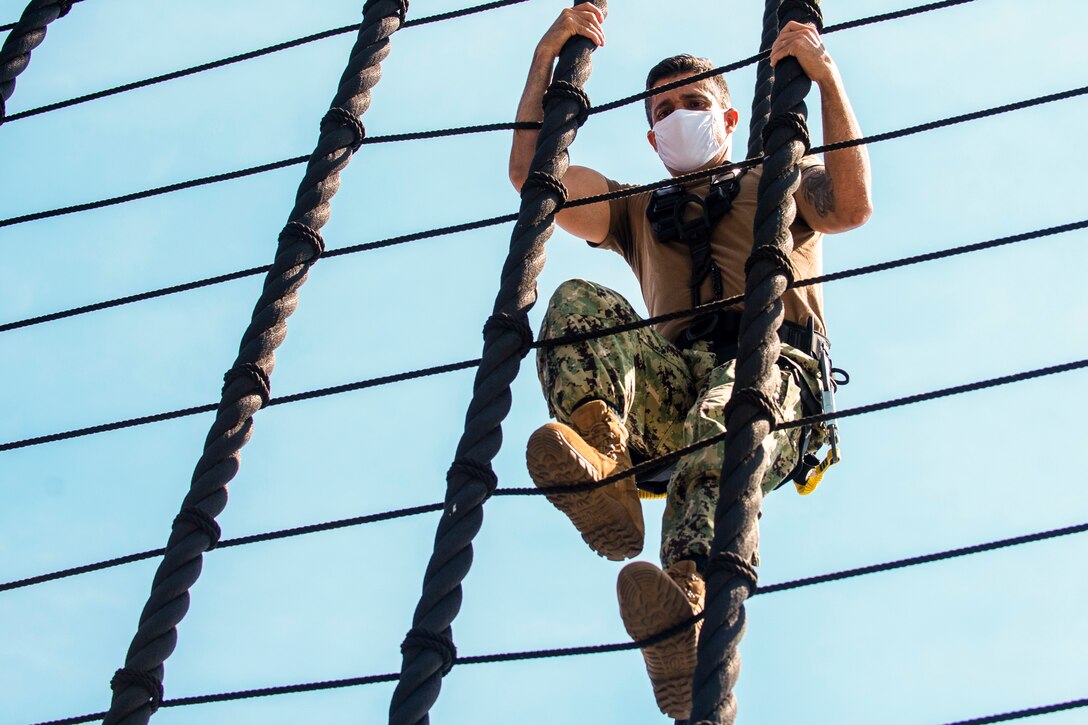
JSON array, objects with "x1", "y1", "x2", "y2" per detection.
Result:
[{"x1": 2, "y1": 0, "x2": 1086, "y2": 723}]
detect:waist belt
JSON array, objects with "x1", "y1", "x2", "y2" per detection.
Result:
[
  {"x1": 675, "y1": 308, "x2": 829, "y2": 361},
  {"x1": 672, "y1": 307, "x2": 844, "y2": 498}
]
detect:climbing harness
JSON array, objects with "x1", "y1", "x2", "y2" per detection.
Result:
[
  {"x1": 647, "y1": 165, "x2": 846, "y2": 496},
  {"x1": 646, "y1": 167, "x2": 747, "y2": 307},
  {"x1": 777, "y1": 318, "x2": 849, "y2": 495},
  {"x1": 796, "y1": 338, "x2": 849, "y2": 493},
  {"x1": 672, "y1": 307, "x2": 846, "y2": 495}
]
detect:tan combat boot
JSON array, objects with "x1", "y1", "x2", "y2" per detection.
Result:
[
  {"x1": 525, "y1": 400, "x2": 644, "y2": 560},
  {"x1": 616, "y1": 560, "x2": 705, "y2": 720}
]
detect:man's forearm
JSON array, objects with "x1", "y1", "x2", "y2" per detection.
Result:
[
  {"x1": 509, "y1": 50, "x2": 555, "y2": 190},
  {"x1": 812, "y1": 65, "x2": 872, "y2": 227}
]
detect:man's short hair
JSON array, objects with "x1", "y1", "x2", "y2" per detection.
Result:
[{"x1": 644, "y1": 54, "x2": 730, "y2": 126}]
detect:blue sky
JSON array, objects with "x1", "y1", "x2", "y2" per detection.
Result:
[{"x1": 1, "y1": 0, "x2": 1086, "y2": 723}]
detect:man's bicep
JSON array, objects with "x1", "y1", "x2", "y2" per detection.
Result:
[
  {"x1": 555, "y1": 165, "x2": 612, "y2": 243},
  {"x1": 795, "y1": 164, "x2": 836, "y2": 230}
]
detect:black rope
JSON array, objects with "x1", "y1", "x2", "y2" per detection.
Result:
[
  {"x1": 0, "y1": 211, "x2": 523, "y2": 334},
  {"x1": 0, "y1": 0, "x2": 78, "y2": 124},
  {"x1": 6, "y1": 83, "x2": 1085, "y2": 336},
  {"x1": 0, "y1": 0, "x2": 533, "y2": 124},
  {"x1": 691, "y1": 0, "x2": 821, "y2": 719},
  {"x1": 940, "y1": 698, "x2": 1088, "y2": 725},
  {"x1": 101, "y1": 2, "x2": 410, "y2": 722},
  {"x1": 0, "y1": 125, "x2": 540, "y2": 231},
  {"x1": 0, "y1": 154, "x2": 310, "y2": 229},
  {"x1": 5, "y1": 355, "x2": 1085, "y2": 596},
  {"x1": 590, "y1": 0, "x2": 978, "y2": 115},
  {"x1": 781, "y1": 358, "x2": 1088, "y2": 432},
  {"x1": 6, "y1": 213, "x2": 1079, "y2": 452},
  {"x1": 746, "y1": 0, "x2": 780, "y2": 159},
  {"x1": 0, "y1": 0, "x2": 970, "y2": 127},
  {"x1": 4, "y1": 218, "x2": 1085, "y2": 454},
  {"x1": 0, "y1": 502, "x2": 444, "y2": 593},
  {"x1": 11, "y1": 482, "x2": 1088, "y2": 598},
  {"x1": 536, "y1": 217, "x2": 1088, "y2": 349},
  {"x1": 0, "y1": 0, "x2": 80, "y2": 34},
  {"x1": 33, "y1": 519, "x2": 1088, "y2": 724},
  {"x1": 755, "y1": 521, "x2": 1088, "y2": 596},
  {"x1": 0, "y1": 0, "x2": 996, "y2": 233},
  {"x1": 33, "y1": 673, "x2": 403, "y2": 725},
  {"x1": 0, "y1": 358, "x2": 481, "y2": 452},
  {"x1": 388, "y1": 1, "x2": 607, "y2": 720}
]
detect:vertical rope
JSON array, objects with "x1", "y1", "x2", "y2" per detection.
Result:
[
  {"x1": 0, "y1": 0, "x2": 73, "y2": 125},
  {"x1": 688, "y1": 1, "x2": 821, "y2": 723},
  {"x1": 746, "y1": 0, "x2": 781, "y2": 159},
  {"x1": 387, "y1": 2, "x2": 606, "y2": 722},
  {"x1": 101, "y1": 1, "x2": 408, "y2": 722}
]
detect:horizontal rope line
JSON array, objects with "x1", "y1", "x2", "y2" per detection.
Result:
[
  {"x1": 3, "y1": 0, "x2": 966, "y2": 127},
  {"x1": 0, "y1": 0, "x2": 85, "y2": 35},
  {"x1": 0, "y1": 358, "x2": 480, "y2": 452},
  {"x1": 33, "y1": 672, "x2": 402, "y2": 724},
  {"x1": 0, "y1": 155, "x2": 309, "y2": 229},
  {"x1": 33, "y1": 517, "x2": 1086, "y2": 724},
  {"x1": 0, "y1": 502, "x2": 444, "y2": 593},
  {"x1": 535, "y1": 219, "x2": 1088, "y2": 349},
  {"x1": 941, "y1": 698, "x2": 1088, "y2": 725},
  {"x1": 590, "y1": 0, "x2": 979, "y2": 113},
  {"x1": 574, "y1": 84, "x2": 1088, "y2": 212},
  {"x1": 4, "y1": 84, "x2": 1082, "y2": 335},
  {"x1": 755, "y1": 521, "x2": 1088, "y2": 595},
  {"x1": 0, "y1": 0, "x2": 993, "y2": 234},
  {"x1": 2, "y1": 218, "x2": 1082, "y2": 452},
  {"x1": 0, "y1": 210, "x2": 522, "y2": 333},
  {"x1": 493, "y1": 358, "x2": 1088, "y2": 497},
  {"x1": 1, "y1": 0, "x2": 533, "y2": 124}
]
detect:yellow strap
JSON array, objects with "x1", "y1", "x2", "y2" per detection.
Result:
[
  {"x1": 638, "y1": 488, "x2": 667, "y2": 500},
  {"x1": 794, "y1": 447, "x2": 842, "y2": 496}
]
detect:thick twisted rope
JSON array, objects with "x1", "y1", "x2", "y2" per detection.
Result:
[
  {"x1": 386, "y1": 2, "x2": 605, "y2": 722},
  {"x1": 0, "y1": 0, "x2": 73, "y2": 124},
  {"x1": 746, "y1": 0, "x2": 780, "y2": 159},
  {"x1": 100, "y1": 1, "x2": 409, "y2": 723},
  {"x1": 689, "y1": 1, "x2": 821, "y2": 722}
]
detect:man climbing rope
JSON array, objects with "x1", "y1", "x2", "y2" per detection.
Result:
[{"x1": 509, "y1": 4, "x2": 872, "y2": 719}]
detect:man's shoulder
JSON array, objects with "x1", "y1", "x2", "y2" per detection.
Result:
[{"x1": 601, "y1": 176, "x2": 652, "y2": 218}]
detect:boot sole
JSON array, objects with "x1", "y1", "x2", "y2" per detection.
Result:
[
  {"x1": 526, "y1": 427, "x2": 643, "y2": 561},
  {"x1": 617, "y1": 562, "x2": 699, "y2": 720}
]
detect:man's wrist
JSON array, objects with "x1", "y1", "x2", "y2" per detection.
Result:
[
  {"x1": 533, "y1": 42, "x2": 559, "y2": 65},
  {"x1": 812, "y1": 57, "x2": 841, "y2": 93}
]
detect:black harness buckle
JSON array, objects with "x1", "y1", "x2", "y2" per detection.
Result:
[{"x1": 646, "y1": 169, "x2": 747, "y2": 307}]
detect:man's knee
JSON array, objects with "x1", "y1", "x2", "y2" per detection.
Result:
[
  {"x1": 542, "y1": 278, "x2": 631, "y2": 329},
  {"x1": 546, "y1": 278, "x2": 604, "y2": 314}
]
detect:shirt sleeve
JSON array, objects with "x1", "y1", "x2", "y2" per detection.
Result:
[{"x1": 587, "y1": 177, "x2": 634, "y2": 260}]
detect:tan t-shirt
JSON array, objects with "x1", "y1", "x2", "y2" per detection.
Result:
[{"x1": 592, "y1": 159, "x2": 827, "y2": 343}]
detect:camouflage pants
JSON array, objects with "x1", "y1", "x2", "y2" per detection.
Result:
[{"x1": 536, "y1": 279, "x2": 822, "y2": 569}]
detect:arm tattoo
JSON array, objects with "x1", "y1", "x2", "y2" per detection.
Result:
[{"x1": 801, "y1": 168, "x2": 836, "y2": 219}]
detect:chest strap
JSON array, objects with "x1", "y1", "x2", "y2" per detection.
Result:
[{"x1": 646, "y1": 168, "x2": 747, "y2": 307}]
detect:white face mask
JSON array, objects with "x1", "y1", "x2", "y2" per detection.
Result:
[{"x1": 652, "y1": 109, "x2": 731, "y2": 173}]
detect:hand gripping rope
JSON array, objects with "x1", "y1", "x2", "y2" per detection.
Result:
[
  {"x1": 387, "y1": 2, "x2": 606, "y2": 722},
  {"x1": 689, "y1": 0, "x2": 822, "y2": 722},
  {"x1": 100, "y1": 1, "x2": 409, "y2": 722},
  {"x1": 0, "y1": 0, "x2": 74, "y2": 124}
]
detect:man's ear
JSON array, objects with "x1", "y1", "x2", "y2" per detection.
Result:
[
  {"x1": 647, "y1": 129, "x2": 658, "y2": 151},
  {"x1": 724, "y1": 107, "x2": 740, "y2": 134}
]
